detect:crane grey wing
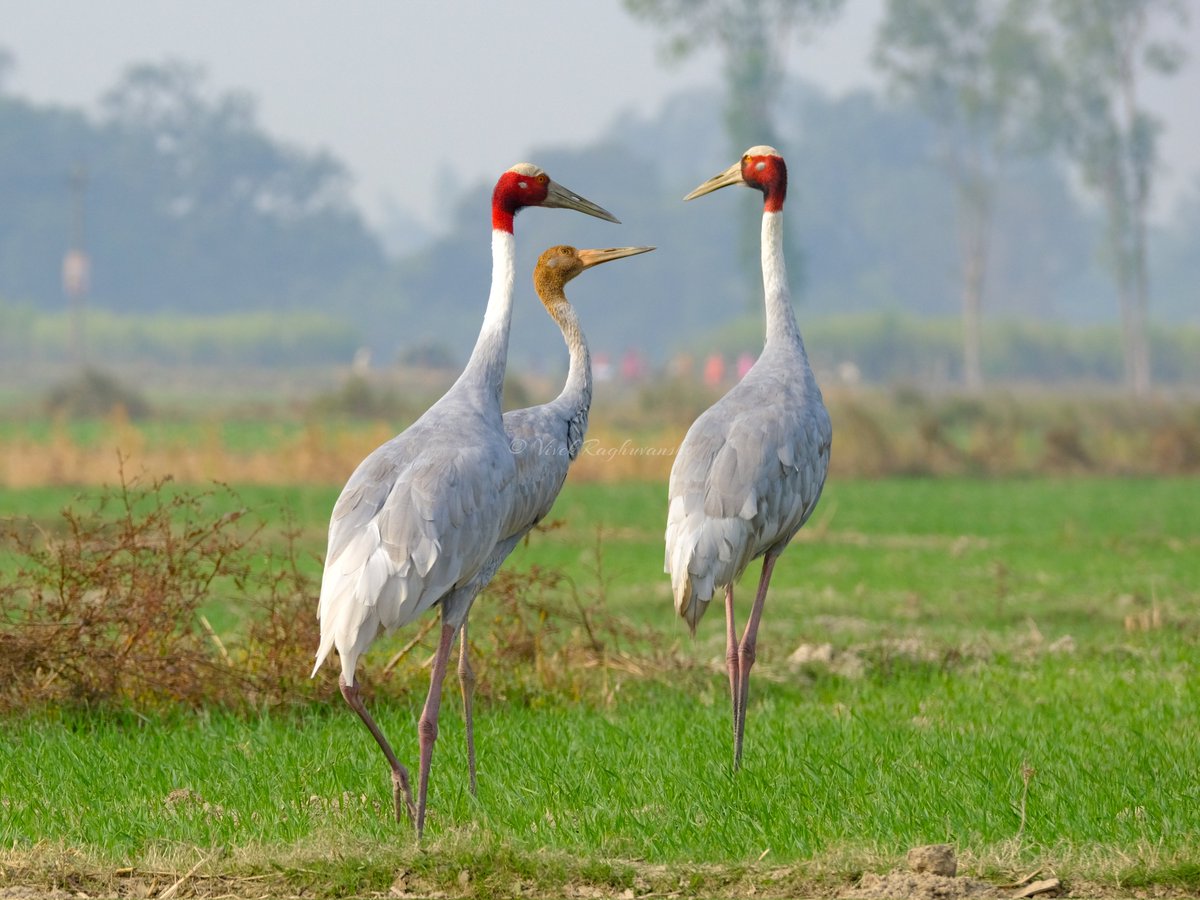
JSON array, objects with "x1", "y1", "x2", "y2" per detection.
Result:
[
  {"x1": 437, "y1": 405, "x2": 582, "y2": 629},
  {"x1": 322, "y1": 459, "x2": 399, "y2": 571},
  {"x1": 665, "y1": 413, "x2": 757, "y2": 626},
  {"x1": 502, "y1": 407, "x2": 573, "y2": 536},
  {"x1": 438, "y1": 531, "x2": 525, "y2": 628},
  {"x1": 665, "y1": 399, "x2": 831, "y2": 629},
  {"x1": 314, "y1": 438, "x2": 514, "y2": 679}
]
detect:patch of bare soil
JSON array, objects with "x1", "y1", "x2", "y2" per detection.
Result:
[
  {"x1": 4, "y1": 842, "x2": 1195, "y2": 900},
  {"x1": 843, "y1": 870, "x2": 1000, "y2": 900},
  {"x1": 838, "y1": 845, "x2": 997, "y2": 900}
]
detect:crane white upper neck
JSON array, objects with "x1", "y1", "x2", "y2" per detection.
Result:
[
  {"x1": 453, "y1": 229, "x2": 515, "y2": 410},
  {"x1": 762, "y1": 210, "x2": 800, "y2": 346}
]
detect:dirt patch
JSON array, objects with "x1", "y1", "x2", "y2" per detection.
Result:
[
  {"x1": 843, "y1": 870, "x2": 1000, "y2": 899},
  {"x1": 0, "y1": 869, "x2": 1189, "y2": 900}
]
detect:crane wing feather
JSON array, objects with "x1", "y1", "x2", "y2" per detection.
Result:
[
  {"x1": 665, "y1": 371, "x2": 831, "y2": 630},
  {"x1": 314, "y1": 425, "x2": 516, "y2": 681},
  {"x1": 501, "y1": 406, "x2": 573, "y2": 535}
]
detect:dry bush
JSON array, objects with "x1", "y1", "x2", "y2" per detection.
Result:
[
  {"x1": 0, "y1": 471, "x2": 253, "y2": 711},
  {"x1": 43, "y1": 367, "x2": 151, "y2": 419},
  {"x1": 0, "y1": 475, "x2": 675, "y2": 715},
  {"x1": 1041, "y1": 420, "x2": 1093, "y2": 471},
  {"x1": 236, "y1": 525, "x2": 339, "y2": 707},
  {"x1": 0, "y1": 468, "x2": 334, "y2": 713},
  {"x1": 1148, "y1": 416, "x2": 1200, "y2": 473},
  {"x1": 825, "y1": 395, "x2": 896, "y2": 478}
]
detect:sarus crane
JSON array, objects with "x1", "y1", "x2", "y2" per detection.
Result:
[
  {"x1": 452, "y1": 242, "x2": 654, "y2": 795},
  {"x1": 312, "y1": 164, "x2": 617, "y2": 836},
  {"x1": 664, "y1": 146, "x2": 832, "y2": 768}
]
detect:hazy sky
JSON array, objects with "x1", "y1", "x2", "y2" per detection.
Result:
[{"x1": 3, "y1": 1, "x2": 1197, "y2": 229}]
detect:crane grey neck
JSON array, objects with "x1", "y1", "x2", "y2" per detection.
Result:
[
  {"x1": 451, "y1": 230, "x2": 515, "y2": 415},
  {"x1": 762, "y1": 210, "x2": 801, "y2": 348}
]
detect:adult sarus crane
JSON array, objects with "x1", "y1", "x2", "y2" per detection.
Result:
[
  {"x1": 312, "y1": 164, "x2": 617, "y2": 836},
  {"x1": 664, "y1": 146, "x2": 832, "y2": 768},
  {"x1": 452, "y1": 242, "x2": 654, "y2": 794}
]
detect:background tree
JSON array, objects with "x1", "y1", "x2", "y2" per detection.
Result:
[
  {"x1": 1154, "y1": 175, "x2": 1200, "y2": 324},
  {"x1": 874, "y1": 0, "x2": 1054, "y2": 391},
  {"x1": 622, "y1": 0, "x2": 841, "y2": 150},
  {"x1": 0, "y1": 57, "x2": 385, "y2": 318},
  {"x1": 622, "y1": 0, "x2": 845, "y2": 302},
  {"x1": 94, "y1": 61, "x2": 384, "y2": 314},
  {"x1": 1046, "y1": 0, "x2": 1188, "y2": 396}
]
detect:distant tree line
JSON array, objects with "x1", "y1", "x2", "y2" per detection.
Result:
[
  {"x1": 0, "y1": 28, "x2": 1197, "y2": 388},
  {"x1": 0, "y1": 59, "x2": 384, "y2": 318},
  {"x1": 625, "y1": 0, "x2": 1193, "y2": 394}
]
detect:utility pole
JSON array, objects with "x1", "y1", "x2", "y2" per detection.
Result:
[{"x1": 62, "y1": 165, "x2": 90, "y2": 369}]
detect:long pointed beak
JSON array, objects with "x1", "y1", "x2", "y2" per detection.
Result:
[
  {"x1": 576, "y1": 246, "x2": 655, "y2": 269},
  {"x1": 544, "y1": 179, "x2": 621, "y2": 223},
  {"x1": 684, "y1": 161, "x2": 745, "y2": 201}
]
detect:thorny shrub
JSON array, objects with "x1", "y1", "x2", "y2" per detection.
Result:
[
  {"x1": 0, "y1": 475, "x2": 670, "y2": 715},
  {"x1": 0, "y1": 469, "x2": 334, "y2": 713}
]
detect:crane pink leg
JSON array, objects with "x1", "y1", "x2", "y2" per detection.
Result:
[
  {"x1": 723, "y1": 583, "x2": 740, "y2": 762},
  {"x1": 457, "y1": 620, "x2": 478, "y2": 796},
  {"x1": 734, "y1": 552, "x2": 779, "y2": 768},
  {"x1": 339, "y1": 675, "x2": 416, "y2": 826},
  {"x1": 416, "y1": 622, "x2": 457, "y2": 837}
]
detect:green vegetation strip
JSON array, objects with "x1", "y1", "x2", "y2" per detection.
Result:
[{"x1": 1, "y1": 477, "x2": 1198, "y2": 896}]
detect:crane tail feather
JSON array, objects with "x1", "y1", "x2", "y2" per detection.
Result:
[{"x1": 311, "y1": 635, "x2": 335, "y2": 679}]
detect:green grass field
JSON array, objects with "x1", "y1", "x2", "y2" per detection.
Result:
[{"x1": 2, "y1": 477, "x2": 1198, "y2": 897}]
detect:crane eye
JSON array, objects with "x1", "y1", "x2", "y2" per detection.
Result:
[
  {"x1": 560, "y1": 246, "x2": 571, "y2": 255},
  {"x1": 537, "y1": 174, "x2": 549, "y2": 185}
]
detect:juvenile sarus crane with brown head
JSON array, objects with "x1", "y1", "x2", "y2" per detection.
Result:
[
  {"x1": 448, "y1": 242, "x2": 654, "y2": 797},
  {"x1": 665, "y1": 146, "x2": 832, "y2": 768},
  {"x1": 312, "y1": 164, "x2": 617, "y2": 837}
]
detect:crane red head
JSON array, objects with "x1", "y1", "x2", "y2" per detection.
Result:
[
  {"x1": 492, "y1": 163, "x2": 619, "y2": 233},
  {"x1": 684, "y1": 145, "x2": 787, "y2": 213}
]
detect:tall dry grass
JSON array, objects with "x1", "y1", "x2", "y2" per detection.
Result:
[{"x1": 4, "y1": 385, "x2": 1199, "y2": 488}]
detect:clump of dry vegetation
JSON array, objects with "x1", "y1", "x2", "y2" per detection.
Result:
[
  {"x1": 0, "y1": 474, "x2": 662, "y2": 715},
  {"x1": 43, "y1": 367, "x2": 151, "y2": 420},
  {"x1": 4, "y1": 385, "x2": 1200, "y2": 487},
  {"x1": 0, "y1": 468, "x2": 331, "y2": 712}
]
